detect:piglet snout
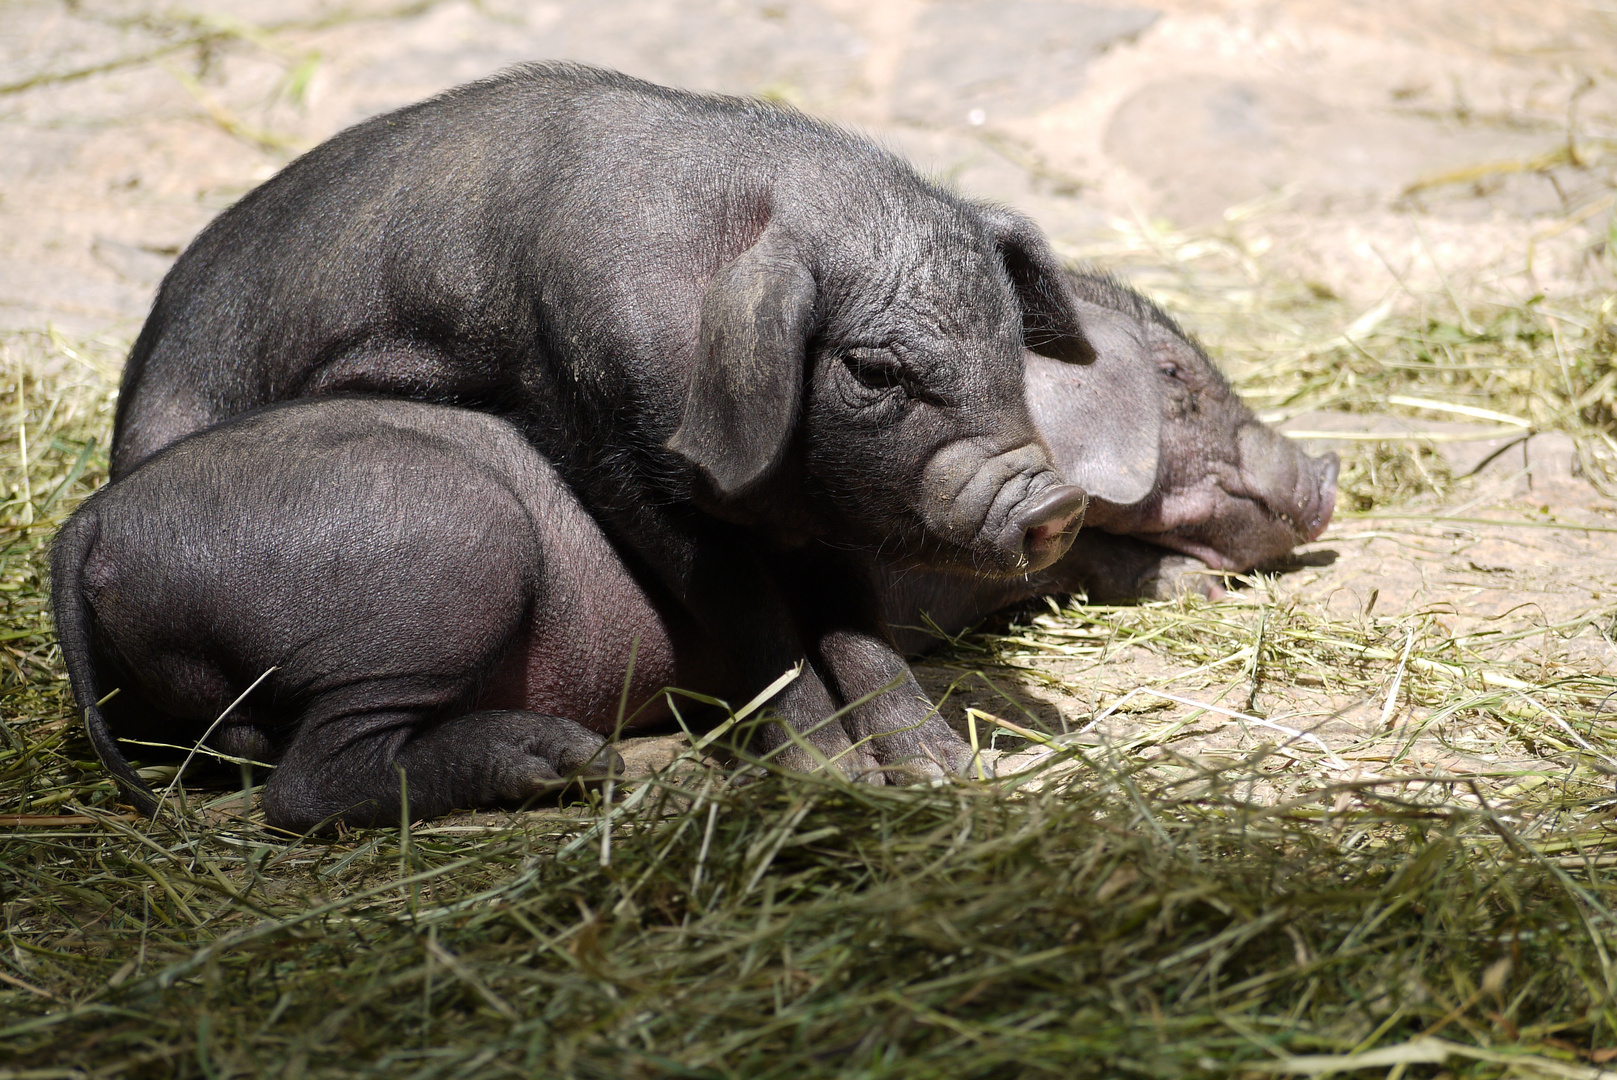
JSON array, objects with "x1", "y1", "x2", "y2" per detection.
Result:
[
  {"x1": 1011, "y1": 484, "x2": 1089, "y2": 568},
  {"x1": 1239, "y1": 424, "x2": 1342, "y2": 545}
]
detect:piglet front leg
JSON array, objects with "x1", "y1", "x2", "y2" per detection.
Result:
[
  {"x1": 784, "y1": 549, "x2": 982, "y2": 784},
  {"x1": 815, "y1": 628, "x2": 982, "y2": 783}
]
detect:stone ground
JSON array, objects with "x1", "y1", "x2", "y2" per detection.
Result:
[
  {"x1": 3, "y1": 0, "x2": 1616, "y2": 807},
  {"x1": 7, "y1": 0, "x2": 1617, "y2": 330}
]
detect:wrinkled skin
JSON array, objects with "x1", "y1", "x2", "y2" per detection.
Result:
[
  {"x1": 55, "y1": 401, "x2": 699, "y2": 832},
  {"x1": 104, "y1": 64, "x2": 1122, "y2": 786},
  {"x1": 881, "y1": 272, "x2": 1340, "y2": 655}
]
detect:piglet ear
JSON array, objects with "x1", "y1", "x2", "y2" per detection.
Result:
[
  {"x1": 980, "y1": 206, "x2": 1095, "y2": 366},
  {"x1": 667, "y1": 227, "x2": 817, "y2": 500},
  {"x1": 1023, "y1": 298, "x2": 1162, "y2": 506}
]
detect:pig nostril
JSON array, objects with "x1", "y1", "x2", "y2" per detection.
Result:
[
  {"x1": 1321, "y1": 453, "x2": 1341, "y2": 493},
  {"x1": 1305, "y1": 453, "x2": 1341, "y2": 541}
]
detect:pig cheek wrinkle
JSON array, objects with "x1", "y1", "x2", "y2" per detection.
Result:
[
  {"x1": 798, "y1": 369, "x2": 923, "y2": 549},
  {"x1": 914, "y1": 439, "x2": 1049, "y2": 572},
  {"x1": 806, "y1": 351, "x2": 1047, "y2": 574}
]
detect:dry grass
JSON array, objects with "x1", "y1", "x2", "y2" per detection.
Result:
[
  {"x1": 4, "y1": 736, "x2": 1615, "y2": 1078},
  {"x1": 4, "y1": 228, "x2": 1617, "y2": 1076}
]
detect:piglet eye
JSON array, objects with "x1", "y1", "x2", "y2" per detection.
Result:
[
  {"x1": 1159, "y1": 362, "x2": 1180, "y2": 380},
  {"x1": 843, "y1": 349, "x2": 906, "y2": 392}
]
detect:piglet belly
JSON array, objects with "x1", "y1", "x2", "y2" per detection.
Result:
[
  {"x1": 477, "y1": 591, "x2": 680, "y2": 733},
  {"x1": 533, "y1": 613, "x2": 678, "y2": 731}
]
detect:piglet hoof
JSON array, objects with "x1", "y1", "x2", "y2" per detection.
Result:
[
  {"x1": 857, "y1": 715, "x2": 995, "y2": 786},
  {"x1": 1145, "y1": 556, "x2": 1228, "y2": 601},
  {"x1": 728, "y1": 763, "x2": 772, "y2": 788},
  {"x1": 767, "y1": 736, "x2": 886, "y2": 786},
  {"x1": 489, "y1": 713, "x2": 624, "y2": 802}
]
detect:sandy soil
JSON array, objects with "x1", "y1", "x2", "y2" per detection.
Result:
[{"x1": 5, "y1": 0, "x2": 1616, "y2": 328}]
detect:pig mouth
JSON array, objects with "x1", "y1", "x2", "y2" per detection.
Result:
[
  {"x1": 1129, "y1": 500, "x2": 1319, "y2": 572},
  {"x1": 1130, "y1": 531, "x2": 1240, "y2": 572},
  {"x1": 1117, "y1": 459, "x2": 1340, "y2": 573}
]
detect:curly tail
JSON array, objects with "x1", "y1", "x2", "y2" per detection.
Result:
[{"x1": 50, "y1": 505, "x2": 159, "y2": 817}]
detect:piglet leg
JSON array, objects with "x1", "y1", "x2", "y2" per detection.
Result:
[
  {"x1": 631, "y1": 515, "x2": 883, "y2": 780},
  {"x1": 262, "y1": 709, "x2": 621, "y2": 833},
  {"x1": 730, "y1": 636, "x2": 885, "y2": 781},
  {"x1": 781, "y1": 549, "x2": 980, "y2": 784},
  {"x1": 816, "y1": 628, "x2": 981, "y2": 783}
]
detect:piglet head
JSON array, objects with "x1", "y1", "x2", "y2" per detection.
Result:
[
  {"x1": 1077, "y1": 311, "x2": 1339, "y2": 572},
  {"x1": 668, "y1": 209, "x2": 1092, "y2": 577}
]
